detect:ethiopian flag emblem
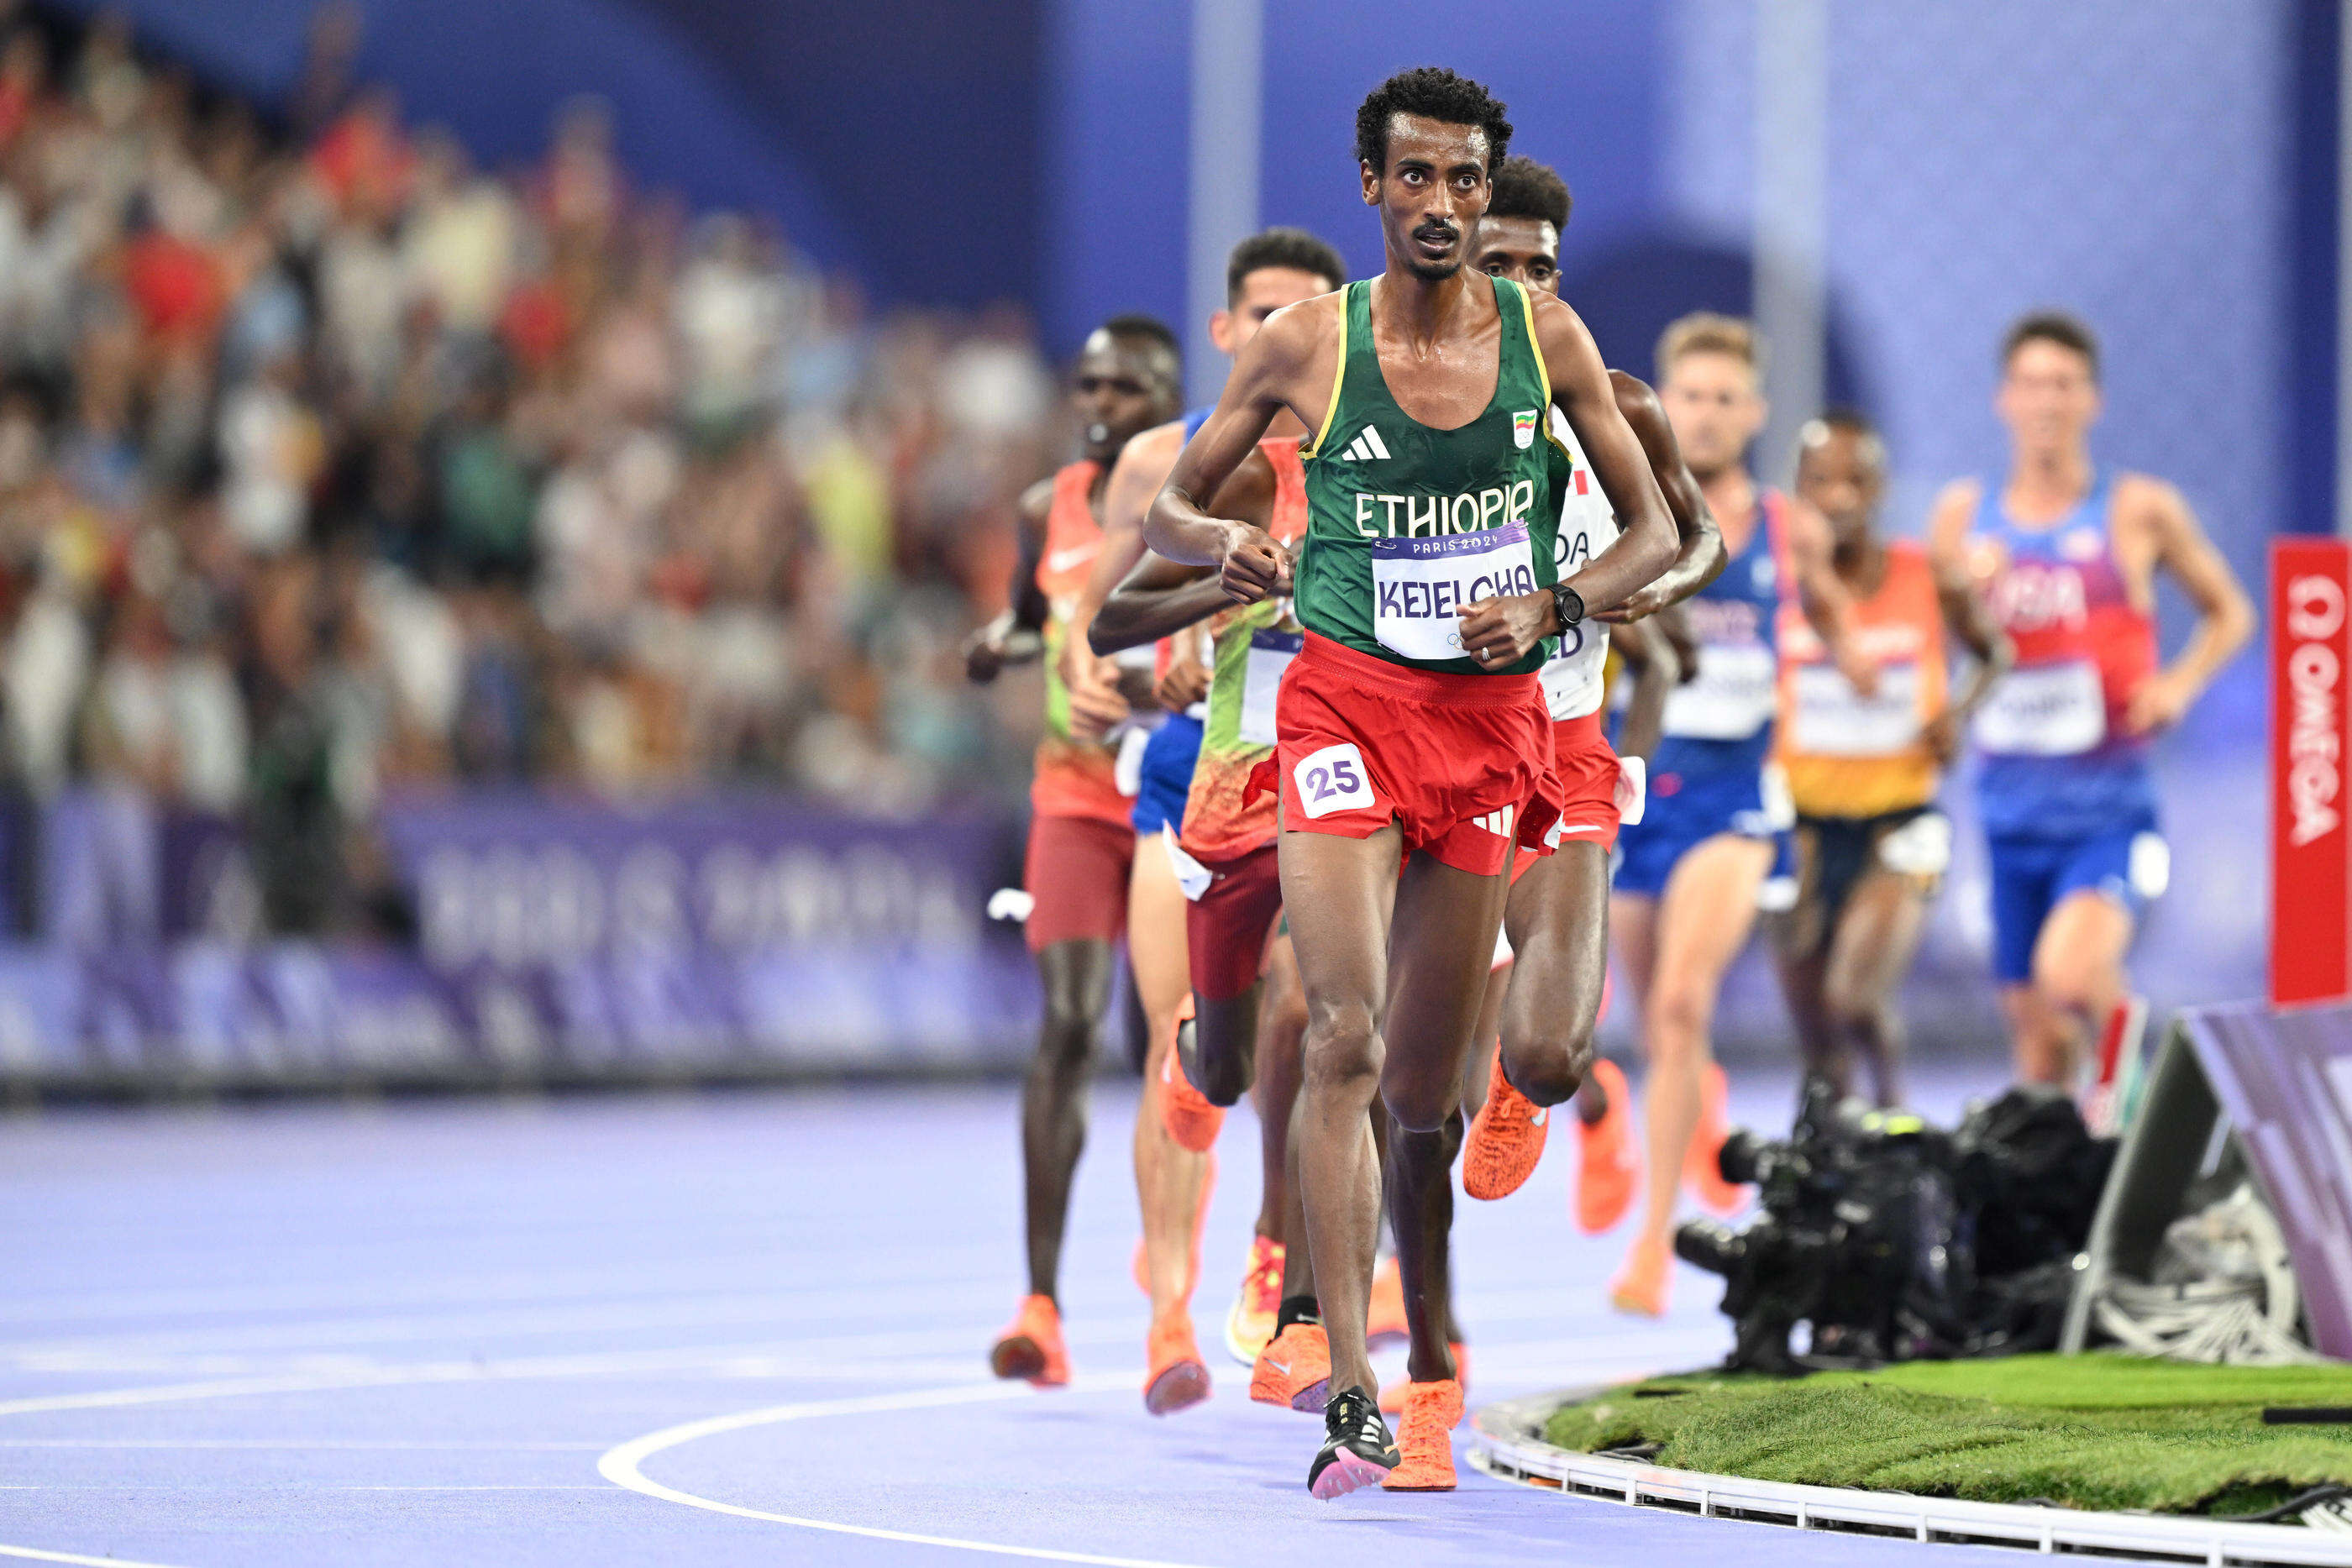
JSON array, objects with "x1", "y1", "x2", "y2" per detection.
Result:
[{"x1": 1512, "y1": 409, "x2": 1538, "y2": 449}]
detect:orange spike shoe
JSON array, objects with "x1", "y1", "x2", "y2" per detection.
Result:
[
  {"x1": 1380, "y1": 1378, "x2": 1463, "y2": 1491},
  {"x1": 1463, "y1": 1043, "x2": 1549, "y2": 1200},
  {"x1": 1143, "y1": 1310, "x2": 1210, "y2": 1415},
  {"x1": 1574, "y1": 1059, "x2": 1638, "y2": 1235},
  {"x1": 1684, "y1": 1062, "x2": 1748, "y2": 1215},
  {"x1": 1223, "y1": 1234, "x2": 1284, "y2": 1365},
  {"x1": 1379, "y1": 1342, "x2": 1468, "y2": 1415},
  {"x1": 1250, "y1": 1320, "x2": 1331, "y2": 1412},
  {"x1": 988, "y1": 1294, "x2": 1070, "y2": 1387}
]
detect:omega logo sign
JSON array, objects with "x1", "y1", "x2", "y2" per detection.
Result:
[{"x1": 2286, "y1": 573, "x2": 2345, "y2": 848}]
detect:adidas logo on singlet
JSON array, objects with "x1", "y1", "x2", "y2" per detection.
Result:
[{"x1": 1338, "y1": 427, "x2": 1391, "y2": 462}]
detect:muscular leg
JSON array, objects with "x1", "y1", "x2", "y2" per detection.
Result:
[
  {"x1": 1770, "y1": 913, "x2": 1842, "y2": 1094},
  {"x1": 1386, "y1": 1109, "x2": 1466, "y2": 1382},
  {"x1": 1129, "y1": 845, "x2": 1210, "y2": 1319},
  {"x1": 1252, "y1": 935, "x2": 1307, "y2": 1240},
  {"x1": 1819, "y1": 869, "x2": 1930, "y2": 1108},
  {"x1": 1377, "y1": 850, "x2": 1511, "y2": 1388},
  {"x1": 1496, "y1": 842, "x2": 1611, "y2": 1105},
  {"x1": 1024, "y1": 938, "x2": 1116, "y2": 1301},
  {"x1": 1282, "y1": 825, "x2": 1404, "y2": 1403},
  {"x1": 1630, "y1": 834, "x2": 1774, "y2": 1258},
  {"x1": 2018, "y1": 890, "x2": 2134, "y2": 1088}
]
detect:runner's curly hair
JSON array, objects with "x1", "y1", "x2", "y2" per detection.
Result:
[
  {"x1": 1487, "y1": 156, "x2": 1571, "y2": 230},
  {"x1": 1355, "y1": 67, "x2": 1512, "y2": 176}
]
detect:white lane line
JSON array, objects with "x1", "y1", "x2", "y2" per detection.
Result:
[
  {"x1": 0, "y1": 1544, "x2": 190, "y2": 1566},
  {"x1": 0, "y1": 1439, "x2": 606, "y2": 1450},
  {"x1": 597, "y1": 1377, "x2": 1221, "y2": 1568}
]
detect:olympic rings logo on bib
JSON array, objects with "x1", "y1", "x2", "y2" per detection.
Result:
[{"x1": 1371, "y1": 522, "x2": 1537, "y2": 663}]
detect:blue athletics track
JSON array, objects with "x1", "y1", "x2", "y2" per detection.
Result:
[{"x1": 0, "y1": 1068, "x2": 2024, "y2": 1567}]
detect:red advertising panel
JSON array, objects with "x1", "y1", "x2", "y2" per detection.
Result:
[{"x1": 2273, "y1": 539, "x2": 2352, "y2": 1007}]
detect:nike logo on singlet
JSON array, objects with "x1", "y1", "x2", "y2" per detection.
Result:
[{"x1": 1044, "y1": 543, "x2": 1099, "y2": 575}]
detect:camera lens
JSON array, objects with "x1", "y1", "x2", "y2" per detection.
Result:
[
  {"x1": 1675, "y1": 1217, "x2": 1746, "y2": 1277},
  {"x1": 1718, "y1": 1128, "x2": 1766, "y2": 1187}
]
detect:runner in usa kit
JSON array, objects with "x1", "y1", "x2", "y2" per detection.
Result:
[
  {"x1": 1602, "y1": 313, "x2": 1865, "y2": 1319},
  {"x1": 1927, "y1": 313, "x2": 2249, "y2": 1109},
  {"x1": 1453, "y1": 157, "x2": 1725, "y2": 1256},
  {"x1": 965, "y1": 317, "x2": 1184, "y2": 1398},
  {"x1": 1770, "y1": 411, "x2": 2010, "y2": 1110},
  {"x1": 1145, "y1": 69, "x2": 1678, "y2": 1498}
]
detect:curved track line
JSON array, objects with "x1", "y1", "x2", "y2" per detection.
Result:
[
  {"x1": 596, "y1": 1377, "x2": 1221, "y2": 1568},
  {"x1": 0, "y1": 1544, "x2": 190, "y2": 1566}
]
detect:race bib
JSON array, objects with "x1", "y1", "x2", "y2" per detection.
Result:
[
  {"x1": 1972, "y1": 658, "x2": 2105, "y2": 756},
  {"x1": 1789, "y1": 661, "x2": 1922, "y2": 757},
  {"x1": 1372, "y1": 523, "x2": 1536, "y2": 663},
  {"x1": 1292, "y1": 742, "x2": 1376, "y2": 820},
  {"x1": 1662, "y1": 642, "x2": 1777, "y2": 740},
  {"x1": 1538, "y1": 622, "x2": 1605, "y2": 721},
  {"x1": 1240, "y1": 629, "x2": 1302, "y2": 748}
]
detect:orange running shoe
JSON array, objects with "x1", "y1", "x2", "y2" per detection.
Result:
[
  {"x1": 1223, "y1": 1234, "x2": 1283, "y2": 1365},
  {"x1": 1380, "y1": 1378, "x2": 1463, "y2": 1491},
  {"x1": 1250, "y1": 1319, "x2": 1331, "y2": 1412},
  {"x1": 1463, "y1": 1043, "x2": 1548, "y2": 1200},
  {"x1": 988, "y1": 1294, "x2": 1070, "y2": 1386},
  {"x1": 1684, "y1": 1062, "x2": 1747, "y2": 1214},
  {"x1": 1158, "y1": 1017, "x2": 1225, "y2": 1154},
  {"x1": 1366, "y1": 1256, "x2": 1408, "y2": 1347},
  {"x1": 1143, "y1": 1310, "x2": 1210, "y2": 1415},
  {"x1": 1609, "y1": 1233, "x2": 1670, "y2": 1319},
  {"x1": 1575, "y1": 1059, "x2": 1638, "y2": 1235},
  {"x1": 1379, "y1": 1342, "x2": 1469, "y2": 1416}
]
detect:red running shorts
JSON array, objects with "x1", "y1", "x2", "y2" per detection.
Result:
[
  {"x1": 1265, "y1": 632, "x2": 1561, "y2": 878},
  {"x1": 1185, "y1": 842, "x2": 1284, "y2": 1002},
  {"x1": 1023, "y1": 812, "x2": 1134, "y2": 952}
]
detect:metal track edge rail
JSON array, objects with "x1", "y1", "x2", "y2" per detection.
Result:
[{"x1": 1467, "y1": 1394, "x2": 2352, "y2": 1567}]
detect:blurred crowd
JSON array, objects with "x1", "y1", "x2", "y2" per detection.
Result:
[{"x1": 0, "y1": 3, "x2": 1063, "y2": 935}]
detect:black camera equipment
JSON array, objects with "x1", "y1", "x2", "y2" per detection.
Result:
[{"x1": 1676, "y1": 1080, "x2": 2113, "y2": 1372}]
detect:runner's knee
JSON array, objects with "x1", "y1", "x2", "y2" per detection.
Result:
[
  {"x1": 1381, "y1": 1072, "x2": 1456, "y2": 1135},
  {"x1": 1303, "y1": 1001, "x2": 1381, "y2": 1097},
  {"x1": 1646, "y1": 978, "x2": 1715, "y2": 1056},
  {"x1": 1499, "y1": 1014, "x2": 1595, "y2": 1106},
  {"x1": 2029, "y1": 953, "x2": 2112, "y2": 1020}
]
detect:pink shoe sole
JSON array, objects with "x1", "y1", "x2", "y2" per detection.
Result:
[
  {"x1": 1143, "y1": 1359, "x2": 1210, "y2": 1416},
  {"x1": 1310, "y1": 1449, "x2": 1393, "y2": 1499}
]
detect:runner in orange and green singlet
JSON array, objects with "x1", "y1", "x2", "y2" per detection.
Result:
[{"x1": 963, "y1": 316, "x2": 1182, "y2": 1394}]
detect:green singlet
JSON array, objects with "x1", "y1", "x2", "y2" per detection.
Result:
[{"x1": 1294, "y1": 275, "x2": 1566, "y2": 676}]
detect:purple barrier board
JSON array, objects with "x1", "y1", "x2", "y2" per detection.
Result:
[
  {"x1": 374, "y1": 794, "x2": 1038, "y2": 1072},
  {"x1": 2179, "y1": 1001, "x2": 2352, "y2": 1358},
  {"x1": 0, "y1": 794, "x2": 1042, "y2": 1084}
]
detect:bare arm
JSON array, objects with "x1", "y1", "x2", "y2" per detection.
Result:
[
  {"x1": 1923, "y1": 552, "x2": 2013, "y2": 765},
  {"x1": 1610, "y1": 616, "x2": 1683, "y2": 764},
  {"x1": 1091, "y1": 552, "x2": 1226, "y2": 654},
  {"x1": 1146, "y1": 297, "x2": 1337, "y2": 598},
  {"x1": 1455, "y1": 296, "x2": 1677, "y2": 667},
  {"x1": 1593, "y1": 370, "x2": 1724, "y2": 622},
  {"x1": 1062, "y1": 420, "x2": 1184, "y2": 690},
  {"x1": 1538, "y1": 297, "x2": 1677, "y2": 612},
  {"x1": 2124, "y1": 475, "x2": 2255, "y2": 734},
  {"x1": 963, "y1": 479, "x2": 1054, "y2": 684},
  {"x1": 1784, "y1": 496, "x2": 1879, "y2": 699},
  {"x1": 1094, "y1": 448, "x2": 1278, "y2": 654}
]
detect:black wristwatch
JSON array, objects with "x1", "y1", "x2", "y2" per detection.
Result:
[{"x1": 1550, "y1": 579, "x2": 1586, "y2": 633}]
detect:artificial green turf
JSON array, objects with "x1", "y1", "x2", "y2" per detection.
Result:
[{"x1": 1541, "y1": 1355, "x2": 2352, "y2": 1518}]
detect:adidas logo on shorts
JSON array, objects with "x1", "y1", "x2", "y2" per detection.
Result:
[
  {"x1": 1338, "y1": 427, "x2": 1391, "y2": 462},
  {"x1": 1473, "y1": 805, "x2": 1514, "y2": 837}
]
